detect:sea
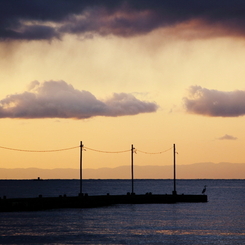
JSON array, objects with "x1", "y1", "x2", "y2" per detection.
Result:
[{"x1": 0, "y1": 179, "x2": 244, "y2": 245}]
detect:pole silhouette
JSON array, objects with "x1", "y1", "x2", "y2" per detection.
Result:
[
  {"x1": 80, "y1": 141, "x2": 83, "y2": 195},
  {"x1": 131, "y1": 144, "x2": 135, "y2": 194},
  {"x1": 173, "y1": 143, "x2": 177, "y2": 195}
]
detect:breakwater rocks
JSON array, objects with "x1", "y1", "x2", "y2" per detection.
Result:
[{"x1": 0, "y1": 193, "x2": 207, "y2": 212}]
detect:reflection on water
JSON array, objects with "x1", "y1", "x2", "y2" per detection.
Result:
[
  {"x1": 0, "y1": 180, "x2": 245, "y2": 244},
  {"x1": 155, "y1": 230, "x2": 245, "y2": 236}
]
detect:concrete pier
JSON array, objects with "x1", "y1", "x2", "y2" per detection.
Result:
[{"x1": 0, "y1": 194, "x2": 208, "y2": 212}]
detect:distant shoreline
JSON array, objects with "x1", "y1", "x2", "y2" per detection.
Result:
[
  {"x1": 0, "y1": 162, "x2": 245, "y2": 179},
  {"x1": 0, "y1": 178, "x2": 244, "y2": 180}
]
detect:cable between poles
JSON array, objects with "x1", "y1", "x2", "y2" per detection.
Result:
[{"x1": 0, "y1": 145, "x2": 173, "y2": 155}]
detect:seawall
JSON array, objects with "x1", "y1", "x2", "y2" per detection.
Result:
[{"x1": 0, "y1": 194, "x2": 208, "y2": 212}]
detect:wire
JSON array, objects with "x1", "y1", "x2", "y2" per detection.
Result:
[
  {"x1": 0, "y1": 145, "x2": 172, "y2": 154},
  {"x1": 0, "y1": 145, "x2": 79, "y2": 153},
  {"x1": 84, "y1": 147, "x2": 130, "y2": 154},
  {"x1": 136, "y1": 147, "x2": 172, "y2": 154},
  {"x1": 81, "y1": 146, "x2": 172, "y2": 154}
]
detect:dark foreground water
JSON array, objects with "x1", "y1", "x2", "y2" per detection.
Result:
[{"x1": 0, "y1": 179, "x2": 244, "y2": 244}]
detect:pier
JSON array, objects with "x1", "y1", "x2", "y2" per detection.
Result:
[
  {"x1": 0, "y1": 143, "x2": 208, "y2": 212},
  {"x1": 0, "y1": 193, "x2": 208, "y2": 212}
]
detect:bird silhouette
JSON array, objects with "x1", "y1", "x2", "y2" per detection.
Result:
[{"x1": 202, "y1": 185, "x2": 207, "y2": 194}]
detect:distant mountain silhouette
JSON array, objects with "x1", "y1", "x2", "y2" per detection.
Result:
[{"x1": 0, "y1": 162, "x2": 245, "y2": 179}]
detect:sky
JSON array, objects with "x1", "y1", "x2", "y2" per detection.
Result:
[{"x1": 1, "y1": 0, "x2": 245, "y2": 178}]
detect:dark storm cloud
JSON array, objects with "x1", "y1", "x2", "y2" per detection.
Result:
[
  {"x1": 0, "y1": 81, "x2": 158, "y2": 119},
  {"x1": 1, "y1": 0, "x2": 245, "y2": 41},
  {"x1": 183, "y1": 86, "x2": 245, "y2": 117}
]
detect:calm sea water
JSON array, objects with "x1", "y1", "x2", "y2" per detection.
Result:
[{"x1": 0, "y1": 179, "x2": 244, "y2": 244}]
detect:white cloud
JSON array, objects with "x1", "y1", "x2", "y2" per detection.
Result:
[
  {"x1": 0, "y1": 80, "x2": 158, "y2": 119},
  {"x1": 218, "y1": 134, "x2": 237, "y2": 140},
  {"x1": 183, "y1": 86, "x2": 245, "y2": 117}
]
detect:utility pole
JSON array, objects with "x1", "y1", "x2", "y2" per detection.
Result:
[
  {"x1": 173, "y1": 143, "x2": 177, "y2": 195},
  {"x1": 80, "y1": 141, "x2": 83, "y2": 195},
  {"x1": 131, "y1": 144, "x2": 135, "y2": 194}
]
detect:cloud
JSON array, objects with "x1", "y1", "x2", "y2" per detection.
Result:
[
  {"x1": 1, "y1": 0, "x2": 245, "y2": 41},
  {"x1": 218, "y1": 134, "x2": 237, "y2": 140},
  {"x1": 183, "y1": 86, "x2": 245, "y2": 117},
  {"x1": 0, "y1": 81, "x2": 158, "y2": 119}
]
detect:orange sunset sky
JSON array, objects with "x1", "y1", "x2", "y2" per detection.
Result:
[{"x1": 1, "y1": 1, "x2": 245, "y2": 178}]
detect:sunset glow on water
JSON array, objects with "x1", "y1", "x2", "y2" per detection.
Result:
[{"x1": 0, "y1": 179, "x2": 244, "y2": 244}]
